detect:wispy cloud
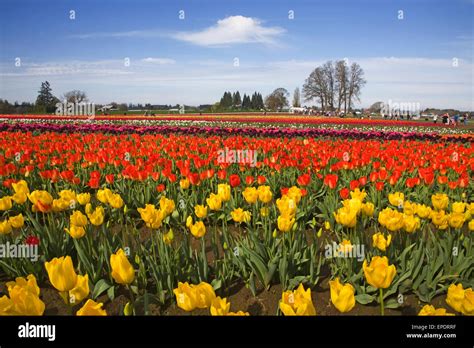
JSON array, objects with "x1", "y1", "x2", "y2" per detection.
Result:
[
  {"x1": 69, "y1": 15, "x2": 286, "y2": 47},
  {"x1": 141, "y1": 57, "x2": 176, "y2": 64},
  {"x1": 0, "y1": 57, "x2": 472, "y2": 109},
  {"x1": 171, "y1": 16, "x2": 285, "y2": 46}
]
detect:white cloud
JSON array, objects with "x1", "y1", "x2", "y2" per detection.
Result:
[
  {"x1": 172, "y1": 16, "x2": 285, "y2": 46},
  {"x1": 141, "y1": 57, "x2": 176, "y2": 64}
]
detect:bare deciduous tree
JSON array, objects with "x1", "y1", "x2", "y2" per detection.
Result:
[
  {"x1": 303, "y1": 60, "x2": 366, "y2": 113},
  {"x1": 62, "y1": 90, "x2": 88, "y2": 104}
]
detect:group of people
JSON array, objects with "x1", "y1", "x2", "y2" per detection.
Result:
[{"x1": 433, "y1": 113, "x2": 469, "y2": 126}]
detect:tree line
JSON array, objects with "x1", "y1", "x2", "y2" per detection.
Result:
[{"x1": 1, "y1": 61, "x2": 367, "y2": 114}]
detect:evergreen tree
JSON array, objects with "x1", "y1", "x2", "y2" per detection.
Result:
[
  {"x1": 35, "y1": 81, "x2": 58, "y2": 113},
  {"x1": 233, "y1": 91, "x2": 242, "y2": 107}
]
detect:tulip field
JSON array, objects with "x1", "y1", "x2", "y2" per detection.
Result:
[{"x1": 0, "y1": 114, "x2": 473, "y2": 316}]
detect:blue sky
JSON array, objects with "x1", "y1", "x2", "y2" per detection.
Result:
[{"x1": 0, "y1": 0, "x2": 472, "y2": 109}]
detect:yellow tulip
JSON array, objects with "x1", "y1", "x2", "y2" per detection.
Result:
[
  {"x1": 194, "y1": 282, "x2": 216, "y2": 308},
  {"x1": 210, "y1": 296, "x2": 231, "y2": 316},
  {"x1": 108, "y1": 193, "x2": 124, "y2": 209},
  {"x1": 329, "y1": 278, "x2": 355, "y2": 313},
  {"x1": 217, "y1": 184, "x2": 231, "y2": 202},
  {"x1": 45, "y1": 256, "x2": 78, "y2": 292},
  {"x1": 173, "y1": 282, "x2": 198, "y2": 312},
  {"x1": 186, "y1": 215, "x2": 193, "y2": 228},
  {"x1": 418, "y1": 304, "x2": 454, "y2": 316},
  {"x1": 279, "y1": 283, "x2": 316, "y2": 316},
  {"x1": 277, "y1": 214, "x2": 295, "y2": 232},
  {"x1": 190, "y1": 221, "x2": 206, "y2": 238},
  {"x1": 6, "y1": 284, "x2": 45, "y2": 315},
  {"x1": 97, "y1": 188, "x2": 112, "y2": 204},
  {"x1": 350, "y1": 188, "x2": 367, "y2": 202},
  {"x1": 276, "y1": 195, "x2": 297, "y2": 217},
  {"x1": 194, "y1": 205, "x2": 208, "y2": 219},
  {"x1": 137, "y1": 205, "x2": 164, "y2": 229},
  {"x1": 231, "y1": 208, "x2": 251, "y2": 223},
  {"x1": 68, "y1": 274, "x2": 90, "y2": 305},
  {"x1": 416, "y1": 204, "x2": 431, "y2": 219},
  {"x1": 403, "y1": 201, "x2": 417, "y2": 216},
  {"x1": 361, "y1": 202, "x2": 375, "y2": 217},
  {"x1": 363, "y1": 256, "x2": 396, "y2": 289},
  {"x1": 52, "y1": 198, "x2": 70, "y2": 212},
  {"x1": 76, "y1": 193, "x2": 91, "y2": 205},
  {"x1": 163, "y1": 228, "x2": 174, "y2": 245},
  {"x1": 11, "y1": 191, "x2": 27, "y2": 204},
  {"x1": 469, "y1": 219, "x2": 474, "y2": 231},
  {"x1": 372, "y1": 232, "x2": 392, "y2": 251},
  {"x1": 179, "y1": 178, "x2": 190, "y2": 190},
  {"x1": 8, "y1": 214, "x2": 24, "y2": 229},
  {"x1": 12, "y1": 180, "x2": 29, "y2": 194},
  {"x1": 378, "y1": 208, "x2": 404, "y2": 231},
  {"x1": 448, "y1": 212, "x2": 465, "y2": 229},
  {"x1": 76, "y1": 299, "x2": 107, "y2": 316},
  {"x1": 28, "y1": 190, "x2": 53, "y2": 213},
  {"x1": 462, "y1": 289, "x2": 474, "y2": 315},
  {"x1": 242, "y1": 187, "x2": 258, "y2": 204},
  {"x1": 403, "y1": 214, "x2": 420, "y2": 233},
  {"x1": 257, "y1": 185, "x2": 273, "y2": 203},
  {"x1": 87, "y1": 206, "x2": 105, "y2": 226},
  {"x1": 388, "y1": 192, "x2": 404, "y2": 207},
  {"x1": 431, "y1": 210, "x2": 448, "y2": 230},
  {"x1": 206, "y1": 193, "x2": 222, "y2": 211},
  {"x1": 287, "y1": 186, "x2": 302, "y2": 204},
  {"x1": 65, "y1": 225, "x2": 86, "y2": 239},
  {"x1": 451, "y1": 202, "x2": 465, "y2": 214},
  {"x1": 159, "y1": 196, "x2": 175, "y2": 216},
  {"x1": 0, "y1": 220, "x2": 12, "y2": 235},
  {"x1": 431, "y1": 193, "x2": 448, "y2": 211},
  {"x1": 0, "y1": 196, "x2": 12, "y2": 211},
  {"x1": 342, "y1": 198, "x2": 363, "y2": 215},
  {"x1": 334, "y1": 206, "x2": 357, "y2": 228},
  {"x1": 6, "y1": 274, "x2": 40, "y2": 297},
  {"x1": 70, "y1": 210, "x2": 88, "y2": 227},
  {"x1": 260, "y1": 207, "x2": 269, "y2": 217},
  {"x1": 110, "y1": 249, "x2": 135, "y2": 285},
  {"x1": 446, "y1": 283, "x2": 465, "y2": 313}
]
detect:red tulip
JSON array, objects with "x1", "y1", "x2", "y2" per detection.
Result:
[
  {"x1": 245, "y1": 175, "x2": 255, "y2": 185},
  {"x1": 339, "y1": 187, "x2": 350, "y2": 199},
  {"x1": 323, "y1": 174, "x2": 338, "y2": 189},
  {"x1": 297, "y1": 173, "x2": 311, "y2": 186},
  {"x1": 349, "y1": 180, "x2": 360, "y2": 191},
  {"x1": 229, "y1": 174, "x2": 241, "y2": 188},
  {"x1": 105, "y1": 174, "x2": 114, "y2": 184},
  {"x1": 375, "y1": 181, "x2": 385, "y2": 191}
]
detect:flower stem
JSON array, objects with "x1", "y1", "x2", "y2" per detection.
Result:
[{"x1": 379, "y1": 288, "x2": 384, "y2": 316}]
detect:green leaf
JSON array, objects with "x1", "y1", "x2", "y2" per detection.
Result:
[
  {"x1": 211, "y1": 279, "x2": 222, "y2": 291},
  {"x1": 355, "y1": 294, "x2": 375, "y2": 304},
  {"x1": 384, "y1": 298, "x2": 401, "y2": 309},
  {"x1": 92, "y1": 279, "x2": 112, "y2": 300},
  {"x1": 107, "y1": 285, "x2": 115, "y2": 301}
]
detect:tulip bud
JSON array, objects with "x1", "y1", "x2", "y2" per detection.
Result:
[{"x1": 124, "y1": 302, "x2": 133, "y2": 316}]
